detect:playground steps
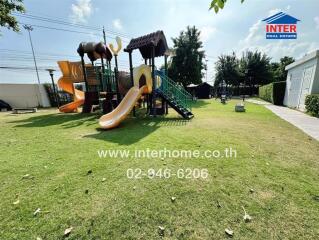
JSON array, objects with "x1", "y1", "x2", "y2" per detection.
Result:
[
  {"x1": 155, "y1": 71, "x2": 194, "y2": 120},
  {"x1": 156, "y1": 91, "x2": 194, "y2": 119}
]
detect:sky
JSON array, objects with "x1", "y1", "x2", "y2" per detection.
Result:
[{"x1": 0, "y1": 0, "x2": 319, "y2": 84}]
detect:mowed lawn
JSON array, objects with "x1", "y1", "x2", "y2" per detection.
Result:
[{"x1": 0, "y1": 100, "x2": 318, "y2": 240}]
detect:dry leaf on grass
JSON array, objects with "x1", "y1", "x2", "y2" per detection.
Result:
[
  {"x1": 242, "y1": 206, "x2": 252, "y2": 222},
  {"x1": 33, "y1": 208, "x2": 41, "y2": 216},
  {"x1": 64, "y1": 227, "x2": 73, "y2": 237},
  {"x1": 22, "y1": 174, "x2": 34, "y2": 179},
  {"x1": 225, "y1": 228, "x2": 233, "y2": 237},
  {"x1": 158, "y1": 226, "x2": 165, "y2": 236}
]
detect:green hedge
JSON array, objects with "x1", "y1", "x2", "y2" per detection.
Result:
[
  {"x1": 305, "y1": 94, "x2": 319, "y2": 117},
  {"x1": 259, "y1": 81, "x2": 286, "y2": 105}
]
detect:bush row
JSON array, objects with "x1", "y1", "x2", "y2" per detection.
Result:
[
  {"x1": 259, "y1": 81, "x2": 286, "y2": 105},
  {"x1": 305, "y1": 94, "x2": 319, "y2": 117}
]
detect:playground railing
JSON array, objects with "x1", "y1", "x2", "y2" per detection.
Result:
[
  {"x1": 155, "y1": 70, "x2": 193, "y2": 111},
  {"x1": 95, "y1": 67, "x2": 117, "y2": 93}
]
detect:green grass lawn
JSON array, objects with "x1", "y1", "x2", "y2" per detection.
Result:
[{"x1": 0, "y1": 100, "x2": 318, "y2": 239}]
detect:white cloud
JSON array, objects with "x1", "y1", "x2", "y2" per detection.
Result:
[
  {"x1": 242, "y1": 20, "x2": 263, "y2": 44},
  {"x1": 112, "y1": 19, "x2": 123, "y2": 30},
  {"x1": 200, "y1": 26, "x2": 216, "y2": 43},
  {"x1": 241, "y1": 41, "x2": 319, "y2": 61},
  {"x1": 69, "y1": 0, "x2": 93, "y2": 24},
  {"x1": 268, "y1": 8, "x2": 282, "y2": 17},
  {"x1": 315, "y1": 16, "x2": 319, "y2": 30},
  {"x1": 236, "y1": 8, "x2": 319, "y2": 61}
]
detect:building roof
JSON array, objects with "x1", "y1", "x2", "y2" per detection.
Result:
[
  {"x1": 187, "y1": 82, "x2": 213, "y2": 88},
  {"x1": 124, "y1": 31, "x2": 169, "y2": 59},
  {"x1": 187, "y1": 83, "x2": 198, "y2": 88},
  {"x1": 285, "y1": 50, "x2": 319, "y2": 70},
  {"x1": 262, "y1": 12, "x2": 300, "y2": 24}
]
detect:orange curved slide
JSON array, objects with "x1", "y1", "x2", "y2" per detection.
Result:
[
  {"x1": 99, "y1": 85, "x2": 147, "y2": 129},
  {"x1": 57, "y1": 61, "x2": 85, "y2": 113}
]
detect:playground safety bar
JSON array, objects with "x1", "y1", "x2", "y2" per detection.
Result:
[{"x1": 95, "y1": 67, "x2": 117, "y2": 93}]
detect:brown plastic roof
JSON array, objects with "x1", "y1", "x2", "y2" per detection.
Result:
[
  {"x1": 77, "y1": 42, "x2": 112, "y2": 62},
  {"x1": 124, "y1": 31, "x2": 169, "y2": 59}
]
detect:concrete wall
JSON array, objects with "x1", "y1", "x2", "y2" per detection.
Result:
[{"x1": 0, "y1": 84, "x2": 51, "y2": 108}]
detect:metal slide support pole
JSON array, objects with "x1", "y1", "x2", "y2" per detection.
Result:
[
  {"x1": 152, "y1": 46, "x2": 156, "y2": 117},
  {"x1": 114, "y1": 55, "x2": 121, "y2": 101},
  {"x1": 80, "y1": 56, "x2": 88, "y2": 91},
  {"x1": 164, "y1": 55, "x2": 168, "y2": 75},
  {"x1": 100, "y1": 57, "x2": 105, "y2": 91},
  {"x1": 129, "y1": 51, "x2": 136, "y2": 116}
]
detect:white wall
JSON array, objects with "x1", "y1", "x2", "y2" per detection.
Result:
[
  {"x1": 0, "y1": 84, "x2": 51, "y2": 108},
  {"x1": 311, "y1": 57, "x2": 319, "y2": 94},
  {"x1": 284, "y1": 51, "x2": 319, "y2": 110}
]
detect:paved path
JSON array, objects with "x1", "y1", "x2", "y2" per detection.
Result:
[
  {"x1": 246, "y1": 99, "x2": 271, "y2": 105},
  {"x1": 246, "y1": 99, "x2": 319, "y2": 141}
]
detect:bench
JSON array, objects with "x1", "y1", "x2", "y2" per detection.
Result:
[{"x1": 12, "y1": 108, "x2": 38, "y2": 114}]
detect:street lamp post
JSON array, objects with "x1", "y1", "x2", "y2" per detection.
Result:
[
  {"x1": 205, "y1": 58, "x2": 208, "y2": 82},
  {"x1": 243, "y1": 69, "x2": 249, "y2": 102},
  {"x1": 23, "y1": 25, "x2": 40, "y2": 85},
  {"x1": 46, "y1": 69, "x2": 60, "y2": 108}
]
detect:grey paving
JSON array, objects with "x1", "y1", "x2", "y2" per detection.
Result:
[{"x1": 246, "y1": 99, "x2": 319, "y2": 141}]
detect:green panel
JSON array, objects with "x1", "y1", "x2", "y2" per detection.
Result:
[{"x1": 155, "y1": 71, "x2": 193, "y2": 111}]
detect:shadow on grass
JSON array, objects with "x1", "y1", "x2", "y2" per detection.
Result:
[
  {"x1": 9, "y1": 111, "x2": 190, "y2": 144},
  {"x1": 84, "y1": 116, "x2": 189, "y2": 145},
  {"x1": 192, "y1": 100, "x2": 211, "y2": 108},
  {"x1": 9, "y1": 112, "x2": 99, "y2": 129}
]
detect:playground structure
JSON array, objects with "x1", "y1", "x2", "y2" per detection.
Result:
[{"x1": 57, "y1": 31, "x2": 194, "y2": 129}]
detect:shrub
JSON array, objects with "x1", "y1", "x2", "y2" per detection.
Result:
[
  {"x1": 259, "y1": 83, "x2": 273, "y2": 103},
  {"x1": 305, "y1": 94, "x2": 319, "y2": 117},
  {"x1": 259, "y1": 81, "x2": 286, "y2": 105}
]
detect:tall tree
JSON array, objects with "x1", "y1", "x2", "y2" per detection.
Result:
[
  {"x1": 209, "y1": 0, "x2": 245, "y2": 13},
  {"x1": 214, "y1": 52, "x2": 241, "y2": 87},
  {"x1": 0, "y1": 0, "x2": 25, "y2": 33},
  {"x1": 168, "y1": 26, "x2": 205, "y2": 87},
  {"x1": 270, "y1": 56, "x2": 295, "y2": 82},
  {"x1": 239, "y1": 51, "x2": 272, "y2": 86}
]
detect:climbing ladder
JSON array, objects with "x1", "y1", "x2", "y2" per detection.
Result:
[{"x1": 155, "y1": 70, "x2": 194, "y2": 119}]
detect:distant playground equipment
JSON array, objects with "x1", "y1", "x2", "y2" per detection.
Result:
[
  {"x1": 56, "y1": 31, "x2": 194, "y2": 129},
  {"x1": 219, "y1": 80, "x2": 228, "y2": 104}
]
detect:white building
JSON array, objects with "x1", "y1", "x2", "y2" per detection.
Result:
[
  {"x1": 0, "y1": 83, "x2": 51, "y2": 108},
  {"x1": 284, "y1": 50, "x2": 319, "y2": 110}
]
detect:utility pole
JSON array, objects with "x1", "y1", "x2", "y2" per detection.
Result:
[
  {"x1": 102, "y1": 26, "x2": 107, "y2": 45},
  {"x1": 23, "y1": 25, "x2": 40, "y2": 85}
]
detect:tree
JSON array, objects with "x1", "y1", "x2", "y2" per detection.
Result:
[
  {"x1": 214, "y1": 52, "x2": 241, "y2": 87},
  {"x1": 209, "y1": 0, "x2": 244, "y2": 13},
  {"x1": 0, "y1": 0, "x2": 25, "y2": 33},
  {"x1": 270, "y1": 56, "x2": 295, "y2": 82},
  {"x1": 168, "y1": 26, "x2": 205, "y2": 87},
  {"x1": 239, "y1": 50, "x2": 272, "y2": 86}
]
